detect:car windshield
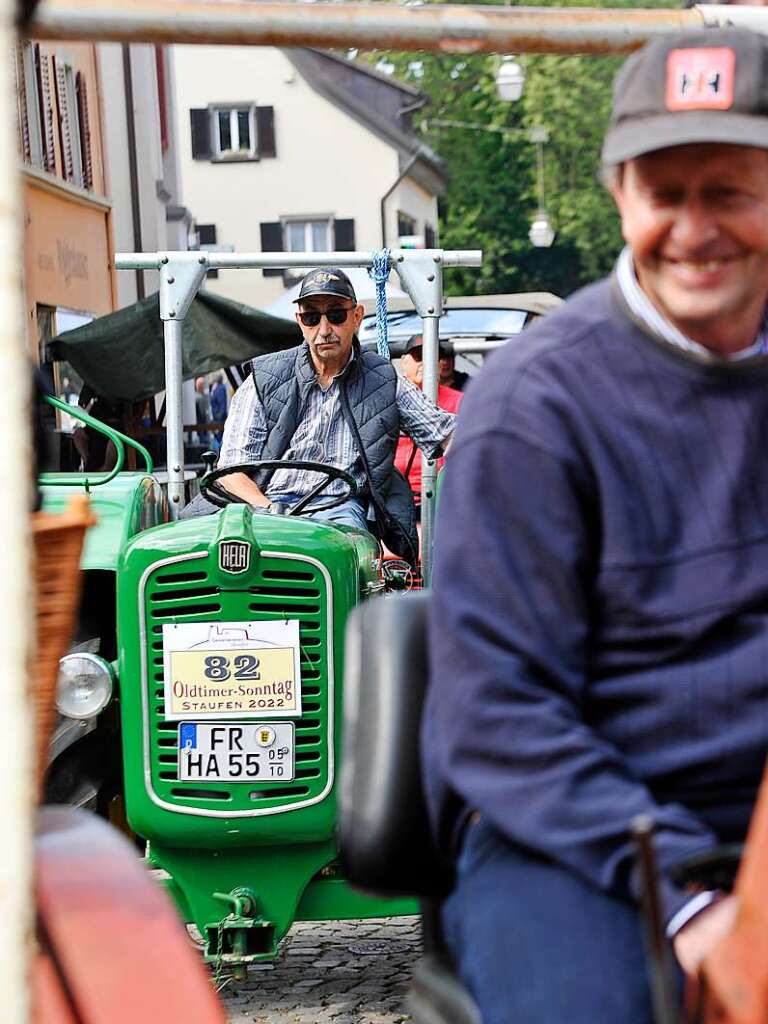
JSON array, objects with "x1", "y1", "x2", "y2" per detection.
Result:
[{"x1": 359, "y1": 307, "x2": 529, "y2": 341}]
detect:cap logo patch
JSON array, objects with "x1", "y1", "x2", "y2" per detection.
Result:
[
  {"x1": 310, "y1": 271, "x2": 339, "y2": 284},
  {"x1": 666, "y1": 47, "x2": 735, "y2": 111}
]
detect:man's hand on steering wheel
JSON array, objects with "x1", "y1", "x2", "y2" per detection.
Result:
[{"x1": 200, "y1": 459, "x2": 358, "y2": 515}]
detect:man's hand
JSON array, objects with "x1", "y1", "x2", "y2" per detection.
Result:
[
  {"x1": 219, "y1": 471, "x2": 270, "y2": 508},
  {"x1": 673, "y1": 894, "x2": 738, "y2": 974}
]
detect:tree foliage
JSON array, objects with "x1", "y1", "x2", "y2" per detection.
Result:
[{"x1": 361, "y1": 0, "x2": 674, "y2": 297}]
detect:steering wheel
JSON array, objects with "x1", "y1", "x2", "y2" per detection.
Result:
[{"x1": 200, "y1": 459, "x2": 358, "y2": 515}]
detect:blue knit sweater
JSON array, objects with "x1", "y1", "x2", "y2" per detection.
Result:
[{"x1": 423, "y1": 276, "x2": 768, "y2": 923}]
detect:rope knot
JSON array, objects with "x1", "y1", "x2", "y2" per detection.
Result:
[{"x1": 369, "y1": 249, "x2": 392, "y2": 360}]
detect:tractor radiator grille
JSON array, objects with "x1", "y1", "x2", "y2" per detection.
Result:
[{"x1": 143, "y1": 558, "x2": 330, "y2": 813}]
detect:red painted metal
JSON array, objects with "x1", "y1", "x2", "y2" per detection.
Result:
[
  {"x1": 695, "y1": 764, "x2": 768, "y2": 1024},
  {"x1": 33, "y1": 807, "x2": 226, "y2": 1024}
]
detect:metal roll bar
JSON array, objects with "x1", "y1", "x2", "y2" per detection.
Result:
[
  {"x1": 29, "y1": 1, "x2": 768, "y2": 55},
  {"x1": 113, "y1": 248, "x2": 482, "y2": 582}
]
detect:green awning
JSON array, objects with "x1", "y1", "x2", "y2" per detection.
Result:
[{"x1": 49, "y1": 290, "x2": 302, "y2": 402}]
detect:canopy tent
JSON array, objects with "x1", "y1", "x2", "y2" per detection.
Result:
[{"x1": 49, "y1": 289, "x2": 301, "y2": 403}]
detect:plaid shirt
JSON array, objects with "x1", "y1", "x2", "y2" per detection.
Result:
[{"x1": 218, "y1": 352, "x2": 455, "y2": 504}]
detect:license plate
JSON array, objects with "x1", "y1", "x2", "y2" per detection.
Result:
[{"x1": 177, "y1": 722, "x2": 294, "y2": 782}]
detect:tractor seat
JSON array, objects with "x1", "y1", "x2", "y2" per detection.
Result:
[{"x1": 340, "y1": 591, "x2": 480, "y2": 1024}]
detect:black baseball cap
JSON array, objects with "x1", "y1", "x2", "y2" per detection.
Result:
[
  {"x1": 294, "y1": 267, "x2": 357, "y2": 304},
  {"x1": 602, "y1": 28, "x2": 768, "y2": 166},
  {"x1": 402, "y1": 334, "x2": 451, "y2": 356}
]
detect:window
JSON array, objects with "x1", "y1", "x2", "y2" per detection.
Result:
[
  {"x1": 214, "y1": 105, "x2": 255, "y2": 157},
  {"x1": 285, "y1": 219, "x2": 331, "y2": 253},
  {"x1": 397, "y1": 211, "x2": 416, "y2": 238},
  {"x1": 14, "y1": 42, "x2": 43, "y2": 168},
  {"x1": 260, "y1": 217, "x2": 355, "y2": 281},
  {"x1": 190, "y1": 105, "x2": 276, "y2": 162}
]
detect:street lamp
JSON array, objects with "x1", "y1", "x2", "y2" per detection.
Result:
[
  {"x1": 528, "y1": 125, "x2": 555, "y2": 248},
  {"x1": 495, "y1": 56, "x2": 525, "y2": 103}
]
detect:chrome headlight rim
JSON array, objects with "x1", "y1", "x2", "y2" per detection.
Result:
[{"x1": 56, "y1": 651, "x2": 115, "y2": 720}]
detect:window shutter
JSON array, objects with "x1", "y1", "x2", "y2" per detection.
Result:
[
  {"x1": 260, "y1": 221, "x2": 283, "y2": 277},
  {"x1": 197, "y1": 224, "x2": 218, "y2": 278},
  {"x1": 53, "y1": 57, "x2": 75, "y2": 182},
  {"x1": 190, "y1": 108, "x2": 212, "y2": 160},
  {"x1": 35, "y1": 46, "x2": 56, "y2": 174},
  {"x1": 14, "y1": 44, "x2": 31, "y2": 163},
  {"x1": 333, "y1": 219, "x2": 355, "y2": 252},
  {"x1": 256, "y1": 106, "x2": 276, "y2": 158},
  {"x1": 75, "y1": 72, "x2": 93, "y2": 190},
  {"x1": 425, "y1": 223, "x2": 436, "y2": 248}
]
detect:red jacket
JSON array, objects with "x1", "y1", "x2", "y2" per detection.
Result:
[{"x1": 394, "y1": 383, "x2": 462, "y2": 504}]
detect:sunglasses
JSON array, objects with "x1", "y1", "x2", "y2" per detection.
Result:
[
  {"x1": 408, "y1": 347, "x2": 450, "y2": 362},
  {"x1": 298, "y1": 307, "x2": 353, "y2": 327}
]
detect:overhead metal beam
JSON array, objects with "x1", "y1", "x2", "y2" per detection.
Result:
[{"x1": 29, "y1": 0, "x2": 716, "y2": 55}]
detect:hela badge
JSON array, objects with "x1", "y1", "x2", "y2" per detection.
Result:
[{"x1": 219, "y1": 540, "x2": 250, "y2": 574}]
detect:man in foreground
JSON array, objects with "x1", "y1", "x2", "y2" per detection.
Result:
[
  {"x1": 423, "y1": 28, "x2": 768, "y2": 1022},
  {"x1": 217, "y1": 268, "x2": 454, "y2": 563}
]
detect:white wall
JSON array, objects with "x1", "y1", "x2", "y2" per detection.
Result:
[
  {"x1": 172, "y1": 45, "x2": 438, "y2": 310},
  {"x1": 390, "y1": 175, "x2": 439, "y2": 248}
]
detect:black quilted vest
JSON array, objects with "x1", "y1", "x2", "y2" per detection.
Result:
[{"x1": 251, "y1": 341, "x2": 418, "y2": 564}]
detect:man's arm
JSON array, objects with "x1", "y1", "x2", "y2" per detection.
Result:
[
  {"x1": 396, "y1": 376, "x2": 455, "y2": 458},
  {"x1": 219, "y1": 472, "x2": 270, "y2": 507},
  {"x1": 216, "y1": 376, "x2": 271, "y2": 506}
]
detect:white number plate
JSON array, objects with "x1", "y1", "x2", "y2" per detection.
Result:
[{"x1": 177, "y1": 722, "x2": 295, "y2": 782}]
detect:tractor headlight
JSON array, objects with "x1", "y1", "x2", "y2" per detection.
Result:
[{"x1": 56, "y1": 653, "x2": 114, "y2": 720}]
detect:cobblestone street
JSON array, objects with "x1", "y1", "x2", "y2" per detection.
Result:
[{"x1": 220, "y1": 917, "x2": 421, "y2": 1024}]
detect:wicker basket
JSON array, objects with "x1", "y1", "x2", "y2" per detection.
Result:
[{"x1": 32, "y1": 495, "x2": 96, "y2": 800}]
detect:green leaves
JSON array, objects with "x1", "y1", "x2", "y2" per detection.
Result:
[{"x1": 357, "y1": 0, "x2": 675, "y2": 297}]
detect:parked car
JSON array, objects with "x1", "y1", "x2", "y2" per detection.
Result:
[{"x1": 358, "y1": 291, "x2": 563, "y2": 382}]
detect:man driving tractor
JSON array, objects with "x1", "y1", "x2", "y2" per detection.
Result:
[
  {"x1": 424, "y1": 28, "x2": 768, "y2": 1024},
  {"x1": 215, "y1": 267, "x2": 455, "y2": 563}
]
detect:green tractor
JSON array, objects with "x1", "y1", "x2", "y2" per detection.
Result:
[{"x1": 41, "y1": 246, "x2": 481, "y2": 972}]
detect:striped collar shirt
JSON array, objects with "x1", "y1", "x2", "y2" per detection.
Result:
[
  {"x1": 218, "y1": 350, "x2": 455, "y2": 506},
  {"x1": 616, "y1": 246, "x2": 768, "y2": 361}
]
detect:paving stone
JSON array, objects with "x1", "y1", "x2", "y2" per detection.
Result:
[{"x1": 221, "y1": 917, "x2": 421, "y2": 1024}]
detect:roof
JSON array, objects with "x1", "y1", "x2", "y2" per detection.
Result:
[
  {"x1": 384, "y1": 292, "x2": 564, "y2": 316},
  {"x1": 282, "y1": 48, "x2": 447, "y2": 196}
]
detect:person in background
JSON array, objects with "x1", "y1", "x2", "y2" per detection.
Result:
[
  {"x1": 194, "y1": 375, "x2": 211, "y2": 447},
  {"x1": 437, "y1": 345, "x2": 470, "y2": 392},
  {"x1": 395, "y1": 334, "x2": 462, "y2": 514},
  {"x1": 209, "y1": 372, "x2": 228, "y2": 452},
  {"x1": 213, "y1": 269, "x2": 454, "y2": 564}
]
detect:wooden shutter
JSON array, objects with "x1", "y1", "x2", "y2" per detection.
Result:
[
  {"x1": 197, "y1": 224, "x2": 218, "y2": 279},
  {"x1": 260, "y1": 221, "x2": 283, "y2": 277},
  {"x1": 256, "y1": 106, "x2": 276, "y2": 158},
  {"x1": 35, "y1": 46, "x2": 56, "y2": 173},
  {"x1": 190, "y1": 108, "x2": 212, "y2": 160},
  {"x1": 334, "y1": 219, "x2": 356, "y2": 252},
  {"x1": 53, "y1": 57, "x2": 74, "y2": 182},
  {"x1": 14, "y1": 44, "x2": 31, "y2": 162},
  {"x1": 75, "y1": 72, "x2": 93, "y2": 190}
]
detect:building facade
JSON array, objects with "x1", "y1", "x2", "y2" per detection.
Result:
[
  {"x1": 15, "y1": 38, "x2": 115, "y2": 365},
  {"x1": 172, "y1": 46, "x2": 446, "y2": 309}
]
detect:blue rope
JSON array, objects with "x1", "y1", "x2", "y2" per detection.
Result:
[{"x1": 369, "y1": 248, "x2": 392, "y2": 360}]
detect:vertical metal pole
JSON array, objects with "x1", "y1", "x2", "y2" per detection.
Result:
[
  {"x1": 631, "y1": 816, "x2": 681, "y2": 1024},
  {"x1": 163, "y1": 318, "x2": 185, "y2": 515},
  {"x1": 1, "y1": 0, "x2": 34, "y2": 1018},
  {"x1": 420, "y1": 315, "x2": 440, "y2": 585}
]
